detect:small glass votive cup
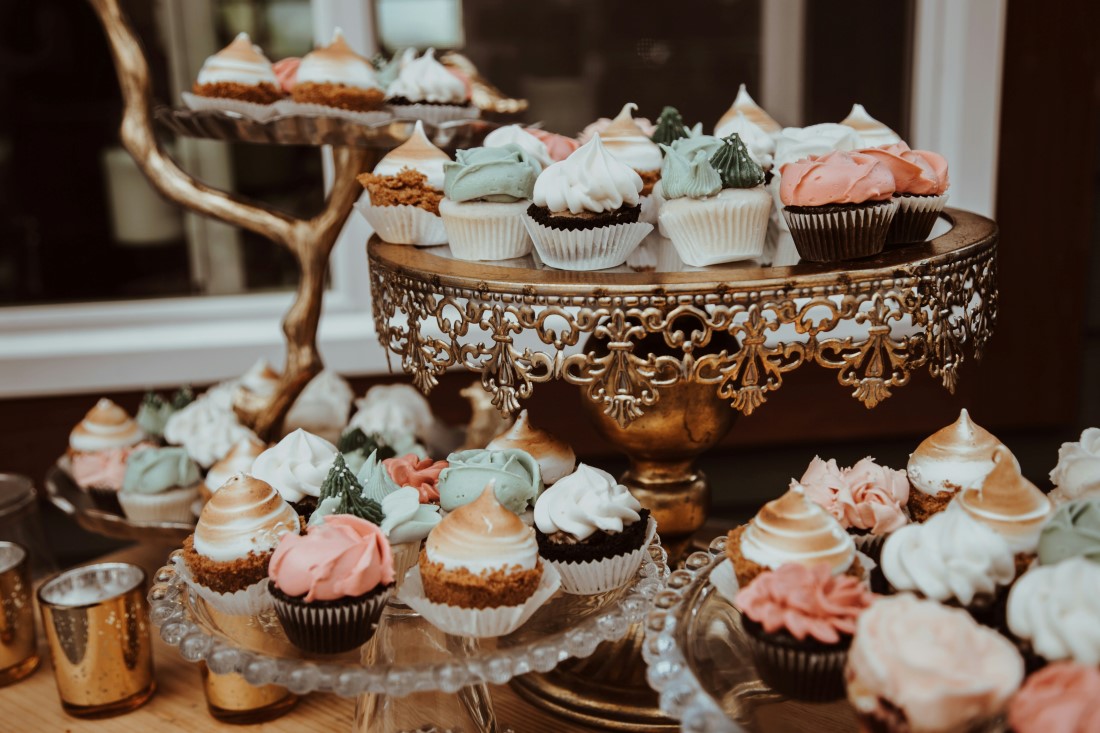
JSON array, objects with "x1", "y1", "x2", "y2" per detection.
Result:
[
  {"x1": 37, "y1": 562, "x2": 155, "y2": 718},
  {"x1": 0, "y1": 541, "x2": 39, "y2": 686}
]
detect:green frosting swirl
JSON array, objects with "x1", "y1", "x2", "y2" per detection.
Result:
[
  {"x1": 1039, "y1": 499, "x2": 1100, "y2": 566},
  {"x1": 658, "y1": 145, "x2": 722, "y2": 200},
  {"x1": 122, "y1": 447, "x2": 200, "y2": 494},
  {"x1": 136, "y1": 387, "x2": 193, "y2": 439},
  {"x1": 356, "y1": 449, "x2": 401, "y2": 505},
  {"x1": 652, "y1": 106, "x2": 690, "y2": 147},
  {"x1": 338, "y1": 427, "x2": 396, "y2": 474},
  {"x1": 443, "y1": 144, "x2": 542, "y2": 203},
  {"x1": 438, "y1": 448, "x2": 543, "y2": 514},
  {"x1": 310, "y1": 453, "x2": 384, "y2": 526},
  {"x1": 710, "y1": 133, "x2": 764, "y2": 189},
  {"x1": 670, "y1": 133, "x2": 722, "y2": 161}
]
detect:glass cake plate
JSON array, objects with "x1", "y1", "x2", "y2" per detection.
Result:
[{"x1": 149, "y1": 536, "x2": 668, "y2": 733}]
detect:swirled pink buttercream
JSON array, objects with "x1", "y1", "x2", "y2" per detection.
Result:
[
  {"x1": 779, "y1": 150, "x2": 895, "y2": 207},
  {"x1": 269, "y1": 514, "x2": 394, "y2": 602},
  {"x1": 383, "y1": 454, "x2": 448, "y2": 503},
  {"x1": 1007, "y1": 662, "x2": 1100, "y2": 733},
  {"x1": 861, "y1": 142, "x2": 949, "y2": 195}
]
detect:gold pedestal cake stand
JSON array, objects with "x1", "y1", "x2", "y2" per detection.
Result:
[{"x1": 367, "y1": 211, "x2": 997, "y2": 729}]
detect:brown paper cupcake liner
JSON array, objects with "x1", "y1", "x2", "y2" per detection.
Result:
[
  {"x1": 88, "y1": 486, "x2": 124, "y2": 515},
  {"x1": 269, "y1": 581, "x2": 392, "y2": 654},
  {"x1": 742, "y1": 619, "x2": 849, "y2": 701},
  {"x1": 886, "y1": 193, "x2": 948, "y2": 245},
  {"x1": 782, "y1": 199, "x2": 898, "y2": 262}
]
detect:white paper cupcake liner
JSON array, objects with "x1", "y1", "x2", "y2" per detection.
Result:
[
  {"x1": 355, "y1": 199, "x2": 448, "y2": 246},
  {"x1": 272, "y1": 99, "x2": 392, "y2": 126},
  {"x1": 522, "y1": 215, "x2": 652, "y2": 271},
  {"x1": 439, "y1": 199, "x2": 533, "y2": 260},
  {"x1": 639, "y1": 193, "x2": 661, "y2": 226},
  {"x1": 709, "y1": 558, "x2": 740, "y2": 604},
  {"x1": 887, "y1": 193, "x2": 949, "y2": 244},
  {"x1": 176, "y1": 557, "x2": 274, "y2": 616},
  {"x1": 385, "y1": 103, "x2": 480, "y2": 126},
  {"x1": 545, "y1": 518, "x2": 657, "y2": 596},
  {"x1": 118, "y1": 485, "x2": 200, "y2": 523},
  {"x1": 651, "y1": 183, "x2": 670, "y2": 237},
  {"x1": 659, "y1": 188, "x2": 771, "y2": 266},
  {"x1": 398, "y1": 562, "x2": 561, "y2": 638},
  {"x1": 390, "y1": 542, "x2": 421, "y2": 591},
  {"x1": 182, "y1": 92, "x2": 279, "y2": 122}
]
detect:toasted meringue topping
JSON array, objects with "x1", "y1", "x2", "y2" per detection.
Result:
[
  {"x1": 69, "y1": 398, "x2": 145, "y2": 452},
  {"x1": 956, "y1": 446, "x2": 1053, "y2": 553},
  {"x1": 425, "y1": 484, "x2": 538, "y2": 574},
  {"x1": 907, "y1": 409, "x2": 1009, "y2": 496},
  {"x1": 372, "y1": 120, "x2": 451, "y2": 189},
  {"x1": 715, "y1": 84, "x2": 781, "y2": 136},
  {"x1": 740, "y1": 483, "x2": 856, "y2": 575},
  {"x1": 599, "y1": 103, "x2": 663, "y2": 173},
  {"x1": 486, "y1": 410, "x2": 575, "y2": 484},
  {"x1": 205, "y1": 437, "x2": 267, "y2": 493},
  {"x1": 196, "y1": 32, "x2": 278, "y2": 88},
  {"x1": 296, "y1": 28, "x2": 379, "y2": 89},
  {"x1": 194, "y1": 474, "x2": 299, "y2": 562},
  {"x1": 839, "y1": 103, "x2": 901, "y2": 147}
]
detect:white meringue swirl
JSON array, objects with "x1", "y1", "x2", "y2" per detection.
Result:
[
  {"x1": 284, "y1": 370, "x2": 354, "y2": 444},
  {"x1": 774, "y1": 123, "x2": 864, "y2": 169},
  {"x1": 296, "y1": 29, "x2": 379, "y2": 89},
  {"x1": 381, "y1": 486, "x2": 441, "y2": 545},
  {"x1": 533, "y1": 134, "x2": 643, "y2": 214},
  {"x1": 483, "y1": 125, "x2": 553, "y2": 169},
  {"x1": 839, "y1": 103, "x2": 902, "y2": 147},
  {"x1": 1050, "y1": 427, "x2": 1100, "y2": 502},
  {"x1": 1007, "y1": 557, "x2": 1100, "y2": 665},
  {"x1": 250, "y1": 429, "x2": 337, "y2": 504},
  {"x1": 599, "y1": 103, "x2": 663, "y2": 172},
  {"x1": 385, "y1": 48, "x2": 466, "y2": 104},
  {"x1": 69, "y1": 398, "x2": 145, "y2": 452},
  {"x1": 426, "y1": 486, "x2": 538, "y2": 573},
  {"x1": 533, "y1": 463, "x2": 641, "y2": 540},
  {"x1": 193, "y1": 474, "x2": 299, "y2": 562},
  {"x1": 164, "y1": 397, "x2": 258, "y2": 469}
]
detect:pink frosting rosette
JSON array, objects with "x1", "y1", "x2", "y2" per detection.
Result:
[
  {"x1": 383, "y1": 454, "x2": 448, "y2": 503},
  {"x1": 525, "y1": 128, "x2": 580, "y2": 162},
  {"x1": 272, "y1": 57, "x2": 300, "y2": 94},
  {"x1": 269, "y1": 514, "x2": 394, "y2": 602},
  {"x1": 799, "y1": 456, "x2": 909, "y2": 535},
  {"x1": 70, "y1": 444, "x2": 149, "y2": 491},
  {"x1": 779, "y1": 150, "x2": 896, "y2": 207},
  {"x1": 798, "y1": 456, "x2": 846, "y2": 508},
  {"x1": 1007, "y1": 662, "x2": 1100, "y2": 733},
  {"x1": 734, "y1": 563, "x2": 875, "y2": 644},
  {"x1": 861, "y1": 142, "x2": 949, "y2": 196}
]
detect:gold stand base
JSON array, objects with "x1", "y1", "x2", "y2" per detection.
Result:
[
  {"x1": 60, "y1": 681, "x2": 156, "y2": 719},
  {"x1": 0, "y1": 655, "x2": 39, "y2": 687}
]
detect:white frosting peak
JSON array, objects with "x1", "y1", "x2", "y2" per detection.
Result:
[
  {"x1": 284, "y1": 370, "x2": 353, "y2": 444},
  {"x1": 193, "y1": 474, "x2": 299, "y2": 562},
  {"x1": 486, "y1": 409, "x2": 575, "y2": 484},
  {"x1": 483, "y1": 125, "x2": 552, "y2": 169},
  {"x1": 533, "y1": 463, "x2": 641, "y2": 539},
  {"x1": 714, "y1": 111, "x2": 775, "y2": 170},
  {"x1": 164, "y1": 397, "x2": 257, "y2": 469},
  {"x1": 775, "y1": 123, "x2": 865, "y2": 169},
  {"x1": 237, "y1": 358, "x2": 280, "y2": 398},
  {"x1": 196, "y1": 32, "x2": 278, "y2": 88},
  {"x1": 372, "y1": 120, "x2": 450, "y2": 189},
  {"x1": 385, "y1": 48, "x2": 466, "y2": 104},
  {"x1": 533, "y1": 134, "x2": 643, "y2": 214},
  {"x1": 1050, "y1": 427, "x2": 1100, "y2": 502},
  {"x1": 348, "y1": 383, "x2": 436, "y2": 443},
  {"x1": 1007, "y1": 557, "x2": 1100, "y2": 665},
  {"x1": 250, "y1": 429, "x2": 337, "y2": 504},
  {"x1": 69, "y1": 398, "x2": 145, "y2": 452},
  {"x1": 381, "y1": 486, "x2": 441, "y2": 545},
  {"x1": 840, "y1": 103, "x2": 902, "y2": 147},
  {"x1": 599, "y1": 103, "x2": 663, "y2": 173},
  {"x1": 426, "y1": 485, "x2": 538, "y2": 573},
  {"x1": 296, "y1": 28, "x2": 379, "y2": 89},
  {"x1": 715, "y1": 84, "x2": 782, "y2": 136}
]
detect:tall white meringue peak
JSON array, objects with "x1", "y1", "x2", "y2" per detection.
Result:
[
  {"x1": 250, "y1": 428, "x2": 337, "y2": 504},
  {"x1": 486, "y1": 409, "x2": 576, "y2": 485},
  {"x1": 385, "y1": 48, "x2": 467, "y2": 104},
  {"x1": 483, "y1": 125, "x2": 552, "y2": 169},
  {"x1": 532, "y1": 134, "x2": 643, "y2": 214},
  {"x1": 839, "y1": 103, "x2": 902, "y2": 147},
  {"x1": 715, "y1": 84, "x2": 782, "y2": 136},
  {"x1": 296, "y1": 28, "x2": 379, "y2": 89},
  {"x1": 237, "y1": 358, "x2": 280, "y2": 398},
  {"x1": 372, "y1": 120, "x2": 451, "y2": 189},
  {"x1": 164, "y1": 397, "x2": 258, "y2": 469},
  {"x1": 907, "y1": 409, "x2": 1011, "y2": 497},
  {"x1": 1050, "y1": 427, "x2": 1100, "y2": 502},
  {"x1": 774, "y1": 123, "x2": 864, "y2": 169},
  {"x1": 714, "y1": 111, "x2": 776, "y2": 170},
  {"x1": 598, "y1": 103, "x2": 663, "y2": 173},
  {"x1": 196, "y1": 32, "x2": 278, "y2": 87},
  {"x1": 284, "y1": 370, "x2": 354, "y2": 444}
]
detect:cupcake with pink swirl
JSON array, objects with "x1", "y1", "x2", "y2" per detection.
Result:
[
  {"x1": 779, "y1": 150, "x2": 898, "y2": 262},
  {"x1": 861, "y1": 142, "x2": 949, "y2": 245},
  {"x1": 734, "y1": 563, "x2": 875, "y2": 701},
  {"x1": 268, "y1": 514, "x2": 394, "y2": 653},
  {"x1": 1007, "y1": 662, "x2": 1100, "y2": 733}
]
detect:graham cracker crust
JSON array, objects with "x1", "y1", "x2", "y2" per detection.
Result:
[
  {"x1": 637, "y1": 169, "x2": 660, "y2": 196},
  {"x1": 192, "y1": 81, "x2": 282, "y2": 105},
  {"x1": 357, "y1": 169, "x2": 443, "y2": 214},
  {"x1": 906, "y1": 487, "x2": 957, "y2": 523},
  {"x1": 182, "y1": 534, "x2": 271, "y2": 595},
  {"x1": 419, "y1": 553, "x2": 542, "y2": 609},
  {"x1": 292, "y1": 82, "x2": 384, "y2": 112}
]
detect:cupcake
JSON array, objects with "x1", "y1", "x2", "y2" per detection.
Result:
[
  {"x1": 954, "y1": 446, "x2": 1053, "y2": 573},
  {"x1": 599, "y1": 103, "x2": 664, "y2": 200},
  {"x1": 714, "y1": 84, "x2": 782, "y2": 137},
  {"x1": 1007, "y1": 662, "x2": 1100, "y2": 733},
  {"x1": 382, "y1": 454, "x2": 448, "y2": 504},
  {"x1": 880, "y1": 504, "x2": 1016, "y2": 624},
  {"x1": 1006, "y1": 557, "x2": 1100, "y2": 668},
  {"x1": 190, "y1": 33, "x2": 282, "y2": 107},
  {"x1": 355, "y1": 120, "x2": 450, "y2": 245},
  {"x1": 272, "y1": 57, "x2": 299, "y2": 94},
  {"x1": 380, "y1": 486, "x2": 441, "y2": 586},
  {"x1": 726, "y1": 484, "x2": 861, "y2": 588},
  {"x1": 735, "y1": 563, "x2": 875, "y2": 701},
  {"x1": 356, "y1": 449, "x2": 400, "y2": 503},
  {"x1": 779, "y1": 150, "x2": 898, "y2": 262},
  {"x1": 439, "y1": 145, "x2": 541, "y2": 261},
  {"x1": 68, "y1": 399, "x2": 148, "y2": 512},
  {"x1": 1050, "y1": 427, "x2": 1100, "y2": 502},
  {"x1": 651, "y1": 106, "x2": 692, "y2": 147},
  {"x1": 906, "y1": 409, "x2": 1008, "y2": 522},
  {"x1": 182, "y1": 474, "x2": 300, "y2": 615},
  {"x1": 118, "y1": 447, "x2": 201, "y2": 523},
  {"x1": 485, "y1": 410, "x2": 574, "y2": 486},
  {"x1": 524, "y1": 128, "x2": 580, "y2": 162},
  {"x1": 861, "y1": 142, "x2": 950, "y2": 244},
  {"x1": 714, "y1": 112, "x2": 775, "y2": 172},
  {"x1": 1037, "y1": 498, "x2": 1100, "y2": 565},
  {"x1": 846, "y1": 595, "x2": 1023, "y2": 733},
  {"x1": 291, "y1": 30, "x2": 384, "y2": 114},
  {"x1": 231, "y1": 358, "x2": 280, "y2": 416},
  {"x1": 284, "y1": 370, "x2": 354, "y2": 444},
  {"x1": 524, "y1": 134, "x2": 652, "y2": 271},
  {"x1": 483, "y1": 125, "x2": 553, "y2": 169},
  {"x1": 136, "y1": 387, "x2": 193, "y2": 442},
  {"x1": 406, "y1": 485, "x2": 556, "y2": 637},
  {"x1": 202, "y1": 436, "x2": 266, "y2": 503},
  {"x1": 437, "y1": 449, "x2": 542, "y2": 515},
  {"x1": 838, "y1": 104, "x2": 902, "y2": 147},
  {"x1": 346, "y1": 383, "x2": 441, "y2": 455},
  {"x1": 657, "y1": 133, "x2": 772, "y2": 266},
  {"x1": 250, "y1": 429, "x2": 338, "y2": 516},
  {"x1": 164, "y1": 395, "x2": 259, "y2": 469},
  {"x1": 384, "y1": 48, "x2": 476, "y2": 124},
  {"x1": 268, "y1": 514, "x2": 394, "y2": 654},
  {"x1": 799, "y1": 456, "x2": 909, "y2": 561},
  {"x1": 308, "y1": 453, "x2": 383, "y2": 527},
  {"x1": 578, "y1": 113, "x2": 655, "y2": 144},
  {"x1": 533, "y1": 463, "x2": 652, "y2": 594}
]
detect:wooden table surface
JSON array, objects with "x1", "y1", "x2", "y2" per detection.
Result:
[{"x1": 0, "y1": 543, "x2": 607, "y2": 733}]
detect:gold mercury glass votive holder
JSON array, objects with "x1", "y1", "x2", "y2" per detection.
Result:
[
  {"x1": 37, "y1": 562, "x2": 155, "y2": 718},
  {"x1": 0, "y1": 541, "x2": 38, "y2": 686}
]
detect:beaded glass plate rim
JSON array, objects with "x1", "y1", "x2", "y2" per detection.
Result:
[{"x1": 148, "y1": 538, "x2": 669, "y2": 698}]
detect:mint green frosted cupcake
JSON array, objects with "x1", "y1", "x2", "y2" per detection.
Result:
[
  {"x1": 118, "y1": 446, "x2": 201, "y2": 522},
  {"x1": 439, "y1": 144, "x2": 542, "y2": 261}
]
